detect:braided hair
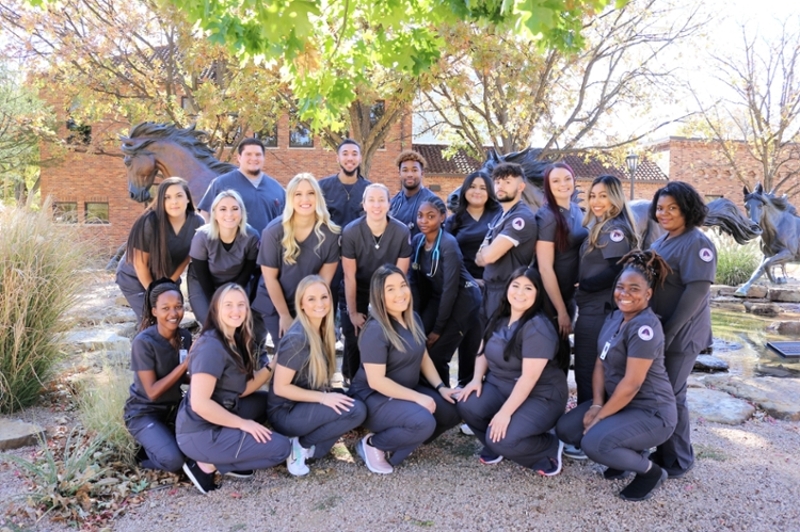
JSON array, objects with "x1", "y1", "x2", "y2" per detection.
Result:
[{"x1": 616, "y1": 249, "x2": 672, "y2": 289}]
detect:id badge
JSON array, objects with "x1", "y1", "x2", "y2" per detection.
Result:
[
  {"x1": 179, "y1": 349, "x2": 188, "y2": 363},
  {"x1": 599, "y1": 341, "x2": 611, "y2": 360}
]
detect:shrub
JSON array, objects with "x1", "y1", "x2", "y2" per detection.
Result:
[
  {"x1": 709, "y1": 230, "x2": 761, "y2": 286},
  {"x1": 77, "y1": 364, "x2": 137, "y2": 466},
  {"x1": 0, "y1": 202, "x2": 92, "y2": 413}
]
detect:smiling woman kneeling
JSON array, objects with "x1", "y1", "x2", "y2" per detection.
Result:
[{"x1": 556, "y1": 251, "x2": 677, "y2": 501}]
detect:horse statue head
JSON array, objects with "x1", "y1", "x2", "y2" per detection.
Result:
[{"x1": 120, "y1": 122, "x2": 236, "y2": 204}]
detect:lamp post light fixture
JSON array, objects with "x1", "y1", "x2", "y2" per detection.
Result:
[{"x1": 626, "y1": 151, "x2": 639, "y2": 201}]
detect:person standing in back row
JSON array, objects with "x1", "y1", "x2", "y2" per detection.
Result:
[
  {"x1": 475, "y1": 163, "x2": 538, "y2": 322},
  {"x1": 389, "y1": 150, "x2": 437, "y2": 237},
  {"x1": 648, "y1": 181, "x2": 716, "y2": 479},
  {"x1": 319, "y1": 139, "x2": 372, "y2": 314},
  {"x1": 197, "y1": 138, "x2": 285, "y2": 234}
]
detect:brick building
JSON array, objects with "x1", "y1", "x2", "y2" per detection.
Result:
[{"x1": 45, "y1": 122, "x2": 795, "y2": 256}]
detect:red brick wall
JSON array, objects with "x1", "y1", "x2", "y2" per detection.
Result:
[
  {"x1": 40, "y1": 113, "x2": 414, "y2": 255},
  {"x1": 651, "y1": 137, "x2": 800, "y2": 208}
]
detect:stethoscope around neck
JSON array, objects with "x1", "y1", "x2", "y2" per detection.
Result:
[{"x1": 412, "y1": 228, "x2": 442, "y2": 277}]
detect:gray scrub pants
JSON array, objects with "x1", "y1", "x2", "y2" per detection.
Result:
[
  {"x1": 556, "y1": 401, "x2": 676, "y2": 474},
  {"x1": 115, "y1": 270, "x2": 147, "y2": 322},
  {"x1": 341, "y1": 292, "x2": 370, "y2": 380},
  {"x1": 457, "y1": 373, "x2": 566, "y2": 468},
  {"x1": 267, "y1": 398, "x2": 367, "y2": 458},
  {"x1": 572, "y1": 302, "x2": 611, "y2": 405},
  {"x1": 362, "y1": 384, "x2": 460, "y2": 466},
  {"x1": 125, "y1": 411, "x2": 184, "y2": 473},
  {"x1": 651, "y1": 350, "x2": 699, "y2": 475},
  {"x1": 481, "y1": 280, "x2": 506, "y2": 324},
  {"x1": 176, "y1": 392, "x2": 291, "y2": 474}
]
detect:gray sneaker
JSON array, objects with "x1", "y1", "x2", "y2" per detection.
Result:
[{"x1": 562, "y1": 442, "x2": 588, "y2": 460}]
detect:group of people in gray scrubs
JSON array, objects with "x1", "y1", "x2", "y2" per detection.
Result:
[{"x1": 118, "y1": 136, "x2": 715, "y2": 502}]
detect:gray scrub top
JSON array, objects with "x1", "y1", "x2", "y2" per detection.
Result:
[
  {"x1": 190, "y1": 224, "x2": 260, "y2": 285},
  {"x1": 117, "y1": 212, "x2": 205, "y2": 281},
  {"x1": 349, "y1": 314, "x2": 426, "y2": 400},
  {"x1": 268, "y1": 321, "x2": 331, "y2": 408},
  {"x1": 389, "y1": 187, "x2": 438, "y2": 236},
  {"x1": 124, "y1": 325, "x2": 192, "y2": 417},
  {"x1": 598, "y1": 308, "x2": 677, "y2": 424},
  {"x1": 649, "y1": 228, "x2": 717, "y2": 355},
  {"x1": 536, "y1": 203, "x2": 589, "y2": 303},
  {"x1": 176, "y1": 331, "x2": 249, "y2": 434},
  {"x1": 257, "y1": 219, "x2": 340, "y2": 314},
  {"x1": 482, "y1": 202, "x2": 538, "y2": 284},
  {"x1": 575, "y1": 217, "x2": 633, "y2": 313},
  {"x1": 318, "y1": 174, "x2": 371, "y2": 228},
  {"x1": 341, "y1": 216, "x2": 413, "y2": 293},
  {"x1": 445, "y1": 205, "x2": 500, "y2": 280},
  {"x1": 483, "y1": 314, "x2": 564, "y2": 397},
  {"x1": 197, "y1": 170, "x2": 285, "y2": 234}
]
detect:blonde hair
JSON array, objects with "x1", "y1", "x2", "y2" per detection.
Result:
[
  {"x1": 281, "y1": 173, "x2": 340, "y2": 265},
  {"x1": 292, "y1": 275, "x2": 337, "y2": 390},
  {"x1": 204, "y1": 189, "x2": 248, "y2": 240},
  {"x1": 362, "y1": 182, "x2": 391, "y2": 203},
  {"x1": 368, "y1": 265, "x2": 426, "y2": 352},
  {"x1": 582, "y1": 175, "x2": 640, "y2": 254}
]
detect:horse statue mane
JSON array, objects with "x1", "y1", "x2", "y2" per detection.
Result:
[
  {"x1": 120, "y1": 122, "x2": 236, "y2": 175},
  {"x1": 120, "y1": 122, "x2": 237, "y2": 204}
]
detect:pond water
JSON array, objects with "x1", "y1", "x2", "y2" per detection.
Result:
[{"x1": 710, "y1": 308, "x2": 800, "y2": 378}]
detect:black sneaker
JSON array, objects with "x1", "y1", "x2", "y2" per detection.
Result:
[
  {"x1": 224, "y1": 470, "x2": 255, "y2": 479},
  {"x1": 182, "y1": 460, "x2": 218, "y2": 494},
  {"x1": 603, "y1": 468, "x2": 630, "y2": 480}
]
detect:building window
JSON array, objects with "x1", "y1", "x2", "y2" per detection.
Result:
[
  {"x1": 85, "y1": 202, "x2": 110, "y2": 224},
  {"x1": 289, "y1": 118, "x2": 313, "y2": 148},
  {"x1": 53, "y1": 202, "x2": 78, "y2": 224},
  {"x1": 255, "y1": 123, "x2": 279, "y2": 148},
  {"x1": 66, "y1": 118, "x2": 92, "y2": 145}
]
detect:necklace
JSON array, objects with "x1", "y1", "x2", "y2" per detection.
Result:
[{"x1": 372, "y1": 232, "x2": 384, "y2": 249}]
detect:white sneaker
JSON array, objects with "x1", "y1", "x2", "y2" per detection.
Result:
[
  {"x1": 563, "y1": 442, "x2": 588, "y2": 460},
  {"x1": 460, "y1": 423, "x2": 475, "y2": 436},
  {"x1": 356, "y1": 434, "x2": 393, "y2": 474},
  {"x1": 286, "y1": 437, "x2": 310, "y2": 476}
]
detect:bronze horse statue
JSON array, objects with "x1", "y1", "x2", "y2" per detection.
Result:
[
  {"x1": 120, "y1": 122, "x2": 236, "y2": 204},
  {"x1": 449, "y1": 147, "x2": 760, "y2": 249},
  {"x1": 735, "y1": 183, "x2": 800, "y2": 294}
]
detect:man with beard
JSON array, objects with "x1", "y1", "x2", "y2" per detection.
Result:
[
  {"x1": 389, "y1": 150, "x2": 437, "y2": 237},
  {"x1": 319, "y1": 139, "x2": 372, "y2": 315},
  {"x1": 319, "y1": 139, "x2": 371, "y2": 229},
  {"x1": 198, "y1": 138, "x2": 285, "y2": 234},
  {"x1": 475, "y1": 162, "x2": 538, "y2": 321}
]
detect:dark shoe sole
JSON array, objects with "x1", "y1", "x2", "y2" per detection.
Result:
[
  {"x1": 603, "y1": 468, "x2": 631, "y2": 480},
  {"x1": 619, "y1": 469, "x2": 668, "y2": 501}
]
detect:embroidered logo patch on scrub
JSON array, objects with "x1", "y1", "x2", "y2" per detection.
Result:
[
  {"x1": 610, "y1": 229, "x2": 624, "y2": 242},
  {"x1": 699, "y1": 248, "x2": 714, "y2": 262},
  {"x1": 512, "y1": 217, "x2": 525, "y2": 230},
  {"x1": 638, "y1": 325, "x2": 654, "y2": 341}
]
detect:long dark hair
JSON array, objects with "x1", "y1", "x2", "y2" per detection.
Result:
[
  {"x1": 449, "y1": 171, "x2": 500, "y2": 233},
  {"x1": 140, "y1": 278, "x2": 184, "y2": 349},
  {"x1": 483, "y1": 267, "x2": 549, "y2": 362},
  {"x1": 203, "y1": 283, "x2": 256, "y2": 379},
  {"x1": 126, "y1": 177, "x2": 195, "y2": 279},
  {"x1": 542, "y1": 162, "x2": 575, "y2": 253}
]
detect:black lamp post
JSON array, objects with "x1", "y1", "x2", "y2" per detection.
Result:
[{"x1": 626, "y1": 151, "x2": 639, "y2": 201}]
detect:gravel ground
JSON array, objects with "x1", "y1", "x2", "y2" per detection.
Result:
[{"x1": 3, "y1": 274, "x2": 800, "y2": 531}]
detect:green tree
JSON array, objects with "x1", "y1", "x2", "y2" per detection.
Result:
[{"x1": 0, "y1": 65, "x2": 55, "y2": 205}]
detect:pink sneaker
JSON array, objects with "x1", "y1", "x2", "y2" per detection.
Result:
[{"x1": 357, "y1": 434, "x2": 393, "y2": 474}]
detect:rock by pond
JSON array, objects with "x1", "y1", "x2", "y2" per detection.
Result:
[
  {"x1": 687, "y1": 388, "x2": 754, "y2": 425},
  {"x1": 703, "y1": 375, "x2": 800, "y2": 421},
  {"x1": 694, "y1": 354, "x2": 729, "y2": 372},
  {"x1": 0, "y1": 418, "x2": 45, "y2": 451}
]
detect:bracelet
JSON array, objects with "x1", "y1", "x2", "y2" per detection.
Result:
[
  {"x1": 263, "y1": 364, "x2": 273, "y2": 373},
  {"x1": 590, "y1": 404, "x2": 602, "y2": 409},
  {"x1": 435, "y1": 382, "x2": 446, "y2": 391}
]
